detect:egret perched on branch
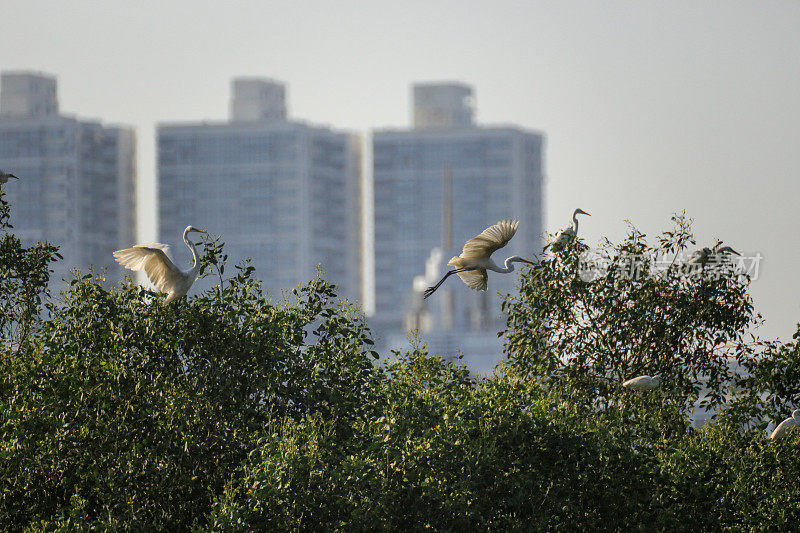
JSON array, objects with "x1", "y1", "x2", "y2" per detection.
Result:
[
  {"x1": 687, "y1": 242, "x2": 740, "y2": 266},
  {"x1": 114, "y1": 225, "x2": 207, "y2": 302},
  {"x1": 769, "y1": 409, "x2": 800, "y2": 440},
  {"x1": 622, "y1": 374, "x2": 662, "y2": 391},
  {"x1": 548, "y1": 208, "x2": 590, "y2": 252},
  {"x1": 0, "y1": 169, "x2": 19, "y2": 184},
  {"x1": 424, "y1": 219, "x2": 535, "y2": 299}
]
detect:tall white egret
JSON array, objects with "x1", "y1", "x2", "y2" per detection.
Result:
[
  {"x1": 548, "y1": 208, "x2": 590, "y2": 252},
  {"x1": 424, "y1": 219, "x2": 535, "y2": 299},
  {"x1": 114, "y1": 225, "x2": 207, "y2": 302},
  {"x1": 0, "y1": 169, "x2": 19, "y2": 184},
  {"x1": 622, "y1": 374, "x2": 662, "y2": 391},
  {"x1": 769, "y1": 409, "x2": 800, "y2": 440}
]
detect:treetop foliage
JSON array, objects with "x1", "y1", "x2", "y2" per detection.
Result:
[{"x1": 0, "y1": 188, "x2": 798, "y2": 531}]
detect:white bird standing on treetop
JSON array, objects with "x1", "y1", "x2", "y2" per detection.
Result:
[
  {"x1": 769, "y1": 409, "x2": 800, "y2": 440},
  {"x1": 0, "y1": 169, "x2": 19, "y2": 184},
  {"x1": 622, "y1": 374, "x2": 662, "y2": 391},
  {"x1": 548, "y1": 208, "x2": 590, "y2": 252},
  {"x1": 424, "y1": 219, "x2": 535, "y2": 299},
  {"x1": 114, "y1": 225, "x2": 207, "y2": 302}
]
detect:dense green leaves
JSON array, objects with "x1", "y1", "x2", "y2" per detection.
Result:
[
  {"x1": 504, "y1": 214, "x2": 766, "y2": 416},
  {"x1": 1, "y1": 191, "x2": 799, "y2": 531}
]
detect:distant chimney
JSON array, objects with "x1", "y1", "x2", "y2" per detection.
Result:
[
  {"x1": 412, "y1": 82, "x2": 474, "y2": 129},
  {"x1": 0, "y1": 71, "x2": 59, "y2": 118},
  {"x1": 230, "y1": 77, "x2": 287, "y2": 123}
]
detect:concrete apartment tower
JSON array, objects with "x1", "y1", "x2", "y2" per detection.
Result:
[
  {"x1": 0, "y1": 71, "x2": 136, "y2": 291},
  {"x1": 371, "y1": 82, "x2": 545, "y2": 370},
  {"x1": 157, "y1": 77, "x2": 362, "y2": 302}
]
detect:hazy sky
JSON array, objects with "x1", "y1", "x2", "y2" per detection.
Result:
[{"x1": 2, "y1": 1, "x2": 799, "y2": 339}]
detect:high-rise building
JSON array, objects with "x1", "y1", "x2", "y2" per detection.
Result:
[
  {"x1": 157, "y1": 77, "x2": 362, "y2": 301},
  {"x1": 0, "y1": 71, "x2": 136, "y2": 291},
  {"x1": 371, "y1": 82, "x2": 545, "y2": 361}
]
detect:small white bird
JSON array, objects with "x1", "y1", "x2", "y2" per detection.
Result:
[
  {"x1": 114, "y1": 225, "x2": 207, "y2": 302},
  {"x1": 424, "y1": 219, "x2": 535, "y2": 299},
  {"x1": 0, "y1": 169, "x2": 19, "y2": 184},
  {"x1": 769, "y1": 409, "x2": 800, "y2": 441},
  {"x1": 548, "y1": 208, "x2": 590, "y2": 252},
  {"x1": 622, "y1": 374, "x2": 662, "y2": 391}
]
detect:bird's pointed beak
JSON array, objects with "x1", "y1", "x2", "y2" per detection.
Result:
[
  {"x1": 521, "y1": 259, "x2": 537, "y2": 265},
  {"x1": 8, "y1": 174, "x2": 18, "y2": 179},
  {"x1": 196, "y1": 229, "x2": 207, "y2": 234}
]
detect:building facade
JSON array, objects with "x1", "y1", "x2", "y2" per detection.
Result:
[
  {"x1": 0, "y1": 71, "x2": 136, "y2": 291},
  {"x1": 372, "y1": 83, "x2": 545, "y2": 355},
  {"x1": 157, "y1": 78, "x2": 361, "y2": 301}
]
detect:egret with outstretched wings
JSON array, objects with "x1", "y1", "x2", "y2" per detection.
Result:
[
  {"x1": 424, "y1": 219, "x2": 535, "y2": 299},
  {"x1": 114, "y1": 225, "x2": 207, "y2": 302}
]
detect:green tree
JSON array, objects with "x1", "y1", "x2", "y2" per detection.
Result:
[
  {"x1": 0, "y1": 185, "x2": 382, "y2": 529},
  {"x1": 0, "y1": 188, "x2": 60, "y2": 350},
  {"x1": 3, "y1": 186, "x2": 799, "y2": 531},
  {"x1": 503, "y1": 214, "x2": 767, "y2": 425}
]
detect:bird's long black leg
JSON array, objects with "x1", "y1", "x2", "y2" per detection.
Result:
[{"x1": 423, "y1": 268, "x2": 468, "y2": 299}]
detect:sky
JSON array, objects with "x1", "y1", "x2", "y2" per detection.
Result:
[{"x1": 2, "y1": 0, "x2": 799, "y2": 340}]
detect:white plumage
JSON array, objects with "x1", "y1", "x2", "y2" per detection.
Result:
[
  {"x1": 769, "y1": 409, "x2": 800, "y2": 441},
  {"x1": 622, "y1": 374, "x2": 662, "y2": 391},
  {"x1": 549, "y1": 208, "x2": 590, "y2": 252},
  {"x1": 424, "y1": 219, "x2": 535, "y2": 299},
  {"x1": 0, "y1": 169, "x2": 19, "y2": 184},
  {"x1": 114, "y1": 225, "x2": 206, "y2": 302}
]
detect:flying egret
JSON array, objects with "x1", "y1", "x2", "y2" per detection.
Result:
[
  {"x1": 548, "y1": 208, "x2": 590, "y2": 252},
  {"x1": 769, "y1": 409, "x2": 800, "y2": 441},
  {"x1": 622, "y1": 374, "x2": 662, "y2": 391},
  {"x1": 114, "y1": 225, "x2": 207, "y2": 302},
  {"x1": 0, "y1": 169, "x2": 19, "y2": 184},
  {"x1": 423, "y1": 219, "x2": 535, "y2": 299}
]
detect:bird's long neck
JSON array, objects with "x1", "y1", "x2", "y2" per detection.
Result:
[
  {"x1": 572, "y1": 210, "x2": 580, "y2": 232},
  {"x1": 490, "y1": 257, "x2": 518, "y2": 274},
  {"x1": 184, "y1": 230, "x2": 201, "y2": 275}
]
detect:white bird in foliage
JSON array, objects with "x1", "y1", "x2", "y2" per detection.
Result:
[
  {"x1": 114, "y1": 225, "x2": 207, "y2": 302},
  {"x1": 622, "y1": 374, "x2": 662, "y2": 391},
  {"x1": 424, "y1": 219, "x2": 535, "y2": 299},
  {"x1": 0, "y1": 169, "x2": 19, "y2": 184},
  {"x1": 769, "y1": 409, "x2": 800, "y2": 441},
  {"x1": 548, "y1": 208, "x2": 590, "y2": 252}
]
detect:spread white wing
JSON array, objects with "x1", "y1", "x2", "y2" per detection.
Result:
[
  {"x1": 459, "y1": 219, "x2": 519, "y2": 260},
  {"x1": 455, "y1": 269, "x2": 488, "y2": 291},
  {"x1": 113, "y1": 243, "x2": 184, "y2": 293}
]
